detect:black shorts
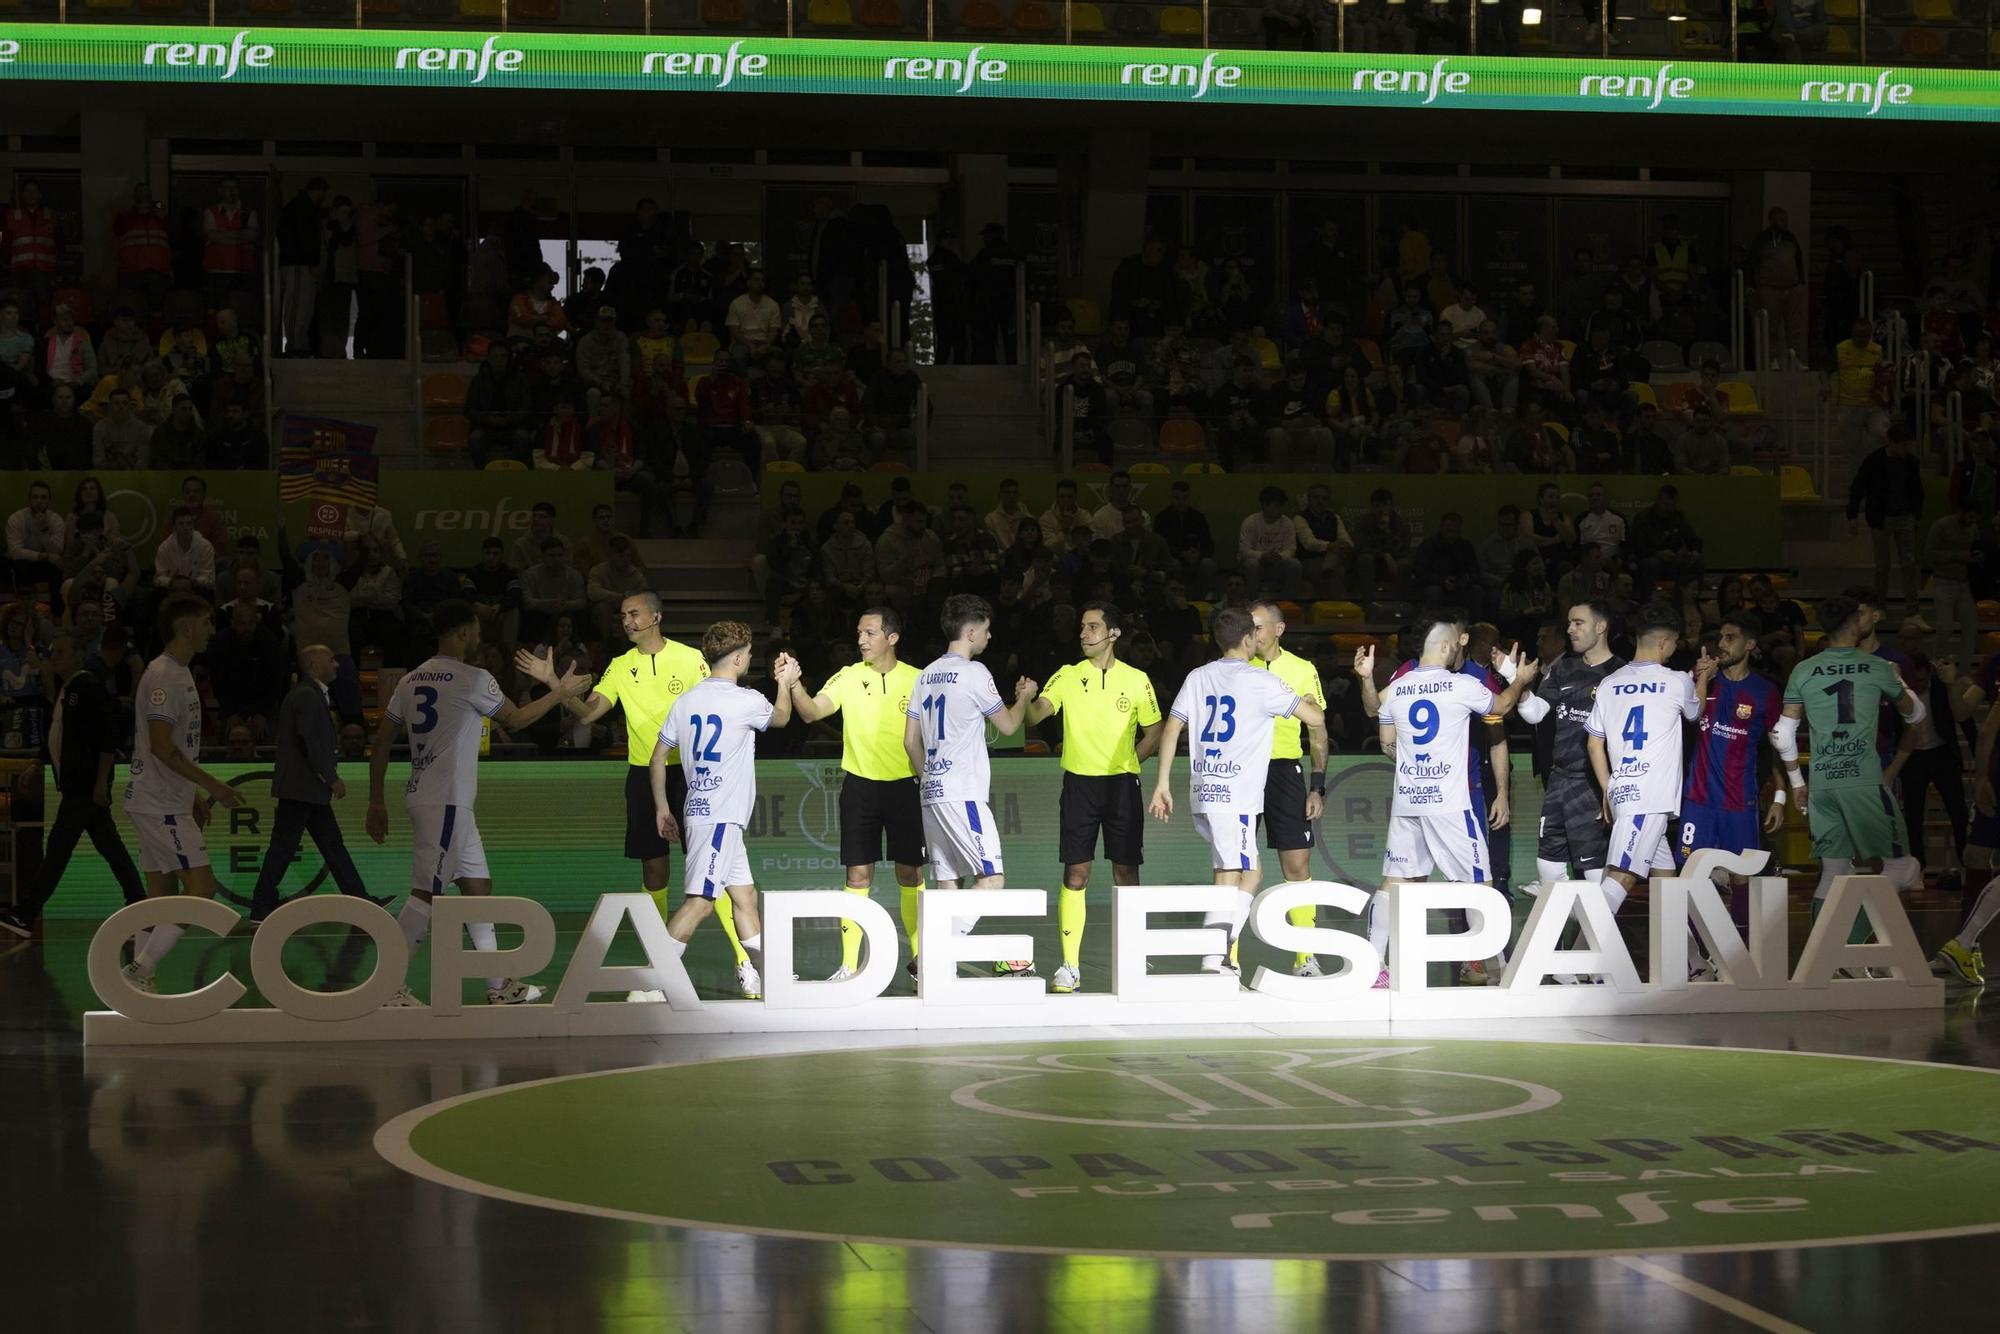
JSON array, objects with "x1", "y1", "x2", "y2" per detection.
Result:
[
  {"x1": 1537, "y1": 770, "x2": 1609, "y2": 872},
  {"x1": 1260, "y1": 759, "x2": 1316, "y2": 853},
  {"x1": 625, "y1": 764, "x2": 687, "y2": 861},
  {"x1": 839, "y1": 774, "x2": 927, "y2": 869},
  {"x1": 1059, "y1": 772, "x2": 1145, "y2": 867}
]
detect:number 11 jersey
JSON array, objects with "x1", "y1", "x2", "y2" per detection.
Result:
[
  {"x1": 387, "y1": 656, "x2": 506, "y2": 808},
  {"x1": 1170, "y1": 658, "x2": 1300, "y2": 814}
]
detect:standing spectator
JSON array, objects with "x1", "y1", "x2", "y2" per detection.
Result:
[
  {"x1": 208, "y1": 597, "x2": 287, "y2": 741},
  {"x1": 152, "y1": 505, "x2": 216, "y2": 597},
  {"x1": 1849, "y1": 422, "x2": 1926, "y2": 624},
  {"x1": 1627, "y1": 483, "x2": 1705, "y2": 597},
  {"x1": 1882, "y1": 655, "x2": 1975, "y2": 888},
  {"x1": 1925, "y1": 494, "x2": 1982, "y2": 665},
  {"x1": 7, "y1": 479, "x2": 66, "y2": 594},
  {"x1": 1154, "y1": 479, "x2": 1218, "y2": 597},
  {"x1": 518, "y1": 536, "x2": 587, "y2": 646},
  {"x1": 968, "y1": 223, "x2": 1022, "y2": 365},
  {"x1": 1747, "y1": 206, "x2": 1807, "y2": 367},
  {"x1": 1350, "y1": 486, "x2": 1411, "y2": 599},
  {"x1": 5, "y1": 179, "x2": 60, "y2": 325},
  {"x1": 275, "y1": 178, "x2": 326, "y2": 356},
  {"x1": 42, "y1": 304, "x2": 98, "y2": 396},
  {"x1": 201, "y1": 177, "x2": 259, "y2": 314},
  {"x1": 320, "y1": 196, "x2": 357, "y2": 357},
  {"x1": 1412, "y1": 510, "x2": 1481, "y2": 612},
  {"x1": 112, "y1": 183, "x2": 174, "y2": 315},
  {"x1": 1237, "y1": 485, "x2": 1303, "y2": 598},
  {"x1": 1558, "y1": 246, "x2": 1606, "y2": 339},
  {"x1": 1575, "y1": 483, "x2": 1626, "y2": 564},
  {"x1": 1832, "y1": 317, "x2": 1886, "y2": 459},
  {"x1": 352, "y1": 199, "x2": 401, "y2": 358}
]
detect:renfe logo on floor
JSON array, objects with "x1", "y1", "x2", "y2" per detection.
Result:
[{"x1": 83, "y1": 853, "x2": 1944, "y2": 1044}]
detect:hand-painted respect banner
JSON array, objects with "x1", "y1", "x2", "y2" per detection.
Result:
[{"x1": 0, "y1": 25, "x2": 1988, "y2": 123}]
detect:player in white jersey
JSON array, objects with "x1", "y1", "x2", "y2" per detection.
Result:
[
  {"x1": 1587, "y1": 601, "x2": 1708, "y2": 899},
  {"x1": 1149, "y1": 606, "x2": 1326, "y2": 976},
  {"x1": 116, "y1": 595, "x2": 246, "y2": 994},
  {"x1": 366, "y1": 599, "x2": 591, "y2": 1006},
  {"x1": 902, "y1": 593, "x2": 1039, "y2": 977},
  {"x1": 650, "y1": 620, "x2": 799, "y2": 1000},
  {"x1": 1372, "y1": 612, "x2": 1536, "y2": 988}
]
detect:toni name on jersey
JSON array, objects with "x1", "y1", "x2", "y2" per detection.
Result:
[{"x1": 1586, "y1": 661, "x2": 1701, "y2": 815}]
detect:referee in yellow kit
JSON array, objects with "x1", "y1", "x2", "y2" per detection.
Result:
[
  {"x1": 1249, "y1": 597, "x2": 1330, "y2": 976},
  {"x1": 1023, "y1": 601, "x2": 1162, "y2": 994},
  {"x1": 789, "y1": 607, "x2": 928, "y2": 981},
  {"x1": 516, "y1": 590, "x2": 753, "y2": 997}
]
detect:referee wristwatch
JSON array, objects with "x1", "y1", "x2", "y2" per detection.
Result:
[{"x1": 1310, "y1": 769, "x2": 1326, "y2": 796}]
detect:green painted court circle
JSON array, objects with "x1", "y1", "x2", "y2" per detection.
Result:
[{"x1": 377, "y1": 1039, "x2": 2000, "y2": 1260}]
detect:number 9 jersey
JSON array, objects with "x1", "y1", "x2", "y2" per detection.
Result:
[
  {"x1": 387, "y1": 657, "x2": 507, "y2": 808},
  {"x1": 1377, "y1": 666, "x2": 1496, "y2": 816}
]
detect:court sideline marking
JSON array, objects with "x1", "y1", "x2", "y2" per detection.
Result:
[{"x1": 1613, "y1": 1256, "x2": 1813, "y2": 1333}]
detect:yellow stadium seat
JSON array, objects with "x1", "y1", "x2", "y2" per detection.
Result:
[
  {"x1": 421, "y1": 373, "x2": 470, "y2": 409},
  {"x1": 1779, "y1": 465, "x2": 1820, "y2": 502},
  {"x1": 1159, "y1": 418, "x2": 1207, "y2": 456},
  {"x1": 1356, "y1": 337, "x2": 1385, "y2": 370},
  {"x1": 1977, "y1": 599, "x2": 2000, "y2": 624},
  {"x1": 1071, "y1": 0, "x2": 1106, "y2": 32},
  {"x1": 1545, "y1": 420, "x2": 1570, "y2": 442},
  {"x1": 1981, "y1": 630, "x2": 2000, "y2": 653},
  {"x1": 1315, "y1": 600, "x2": 1364, "y2": 624},
  {"x1": 766, "y1": 460, "x2": 805, "y2": 472},
  {"x1": 1075, "y1": 462, "x2": 1112, "y2": 476},
  {"x1": 1912, "y1": 0, "x2": 1955, "y2": 17},
  {"x1": 869, "y1": 460, "x2": 912, "y2": 472},
  {"x1": 1130, "y1": 461, "x2": 1170, "y2": 476},
  {"x1": 1766, "y1": 572, "x2": 1792, "y2": 591},
  {"x1": 1903, "y1": 28, "x2": 1945, "y2": 58},
  {"x1": 484, "y1": 459, "x2": 527, "y2": 471},
  {"x1": 1331, "y1": 632, "x2": 1377, "y2": 653},
  {"x1": 1253, "y1": 336, "x2": 1282, "y2": 370},
  {"x1": 83, "y1": 0, "x2": 136, "y2": 10},
  {"x1": 681, "y1": 331, "x2": 720, "y2": 365},
  {"x1": 1830, "y1": 27, "x2": 1858, "y2": 53},
  {"x1": 1160, "y1": 4, "x2": 1202, "y2": 35},
  {"x1": 1183, "y1": 461, "x2": 1225, "y2": 476},
  {"x1": 1826, "y1": 0, "x2": 1856, "y2": 13},
  {"x1": 1630, "y1": 382, "x2": 1658, "y2": 409},
  {"x1": 807, "y1": 0, "x2": 855, "y2": 24},
  {"x1": 424, "y1": 416, "x2": 470, "y2": 453},
  {"x1": 459, "y1": 0, "x2": 502, "y2": 16},
  {"x1": 1067, "y1": 297, "x2": 1104, "y2": 335},
  {"x1": 1559, "y1": 339, "x2": 1576, "y2": 358},
  {"x1": 1730, "y1": 464, "x2": 1762, "y2": 477},
  {"x1": 1719, "y1": 380, "x2": 1761, "y2": 413},
  {"x1": 1190, "y1": 600, "x2": 1213, "y2": 632}
]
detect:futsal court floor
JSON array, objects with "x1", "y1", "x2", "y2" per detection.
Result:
[{"x1": 6, "y1": 895, "x2": 1999, "y2": 1334}]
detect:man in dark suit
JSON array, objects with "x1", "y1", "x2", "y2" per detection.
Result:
[
  {"x1": 0, "y1": 632, "x2": 146, "y2": 937},
  {"x1": 246, "y1": 644, "x2": 384, "y2": 922}
]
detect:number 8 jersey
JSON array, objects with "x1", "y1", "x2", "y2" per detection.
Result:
[
  {"x1": 1585, "y1": 660, "x2": 1701, "y2": 816},
  {"x1": 1378, "y1": 666, "x2": 1495, "y2": 816},
  {"x1": 659, "y1": 677, "x2": 776, "y2": 826},
  {"x1": 387, "y1": 657, "x2": 506, "y2": 808},
  {"x1": 1170, "y1": 658, "x2": 1300, "y2": 813}
]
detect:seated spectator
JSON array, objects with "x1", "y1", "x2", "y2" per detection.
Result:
[
  {"x1": 1576, "y1": 483, "x2": 1626, "y2": 563},
  {"x1": 528, "y1": 346, "x2": 583, "y2": 422},
  {"x1": 1628, "y1": 403, "x2": 1678, "y2": 474},
  {"x1": 1675, "y1": 407, "x2": 1732, "y2": 475},
  {"x1": 179, "y1": 475, "x2": 229, "y2": 553},
  {"x1": 162, "y1": 323, "x2": 211, "y2": 406},
  {"x1": 875, "y1": 499, "x2": 944, "y2": 617},
  {"x1": 507, "y1": 265, "x2": 569, "y2": 340},
  {"x1": 811, "y1": 404, "x2": 866, "y2": 472},
  {"x1": 518, "y1": 536, "x2": 587, "y2": 646},
  {"x1": 1478, "y1": 503, "x2": 1536, "y2": 606},
  {"x1": 818, "y1": 507, "x2": 875, "y2": 619},
  {"x1": 751, "y1": 351, "x2": 807, "y2": 465},
  {"x1": 1628, "y1": 483, "x2": 1704, "y2": 595},
  {"x1": 1571, "y1": 409, "x2": 1626, "y2": 473},
  {"x1": 1039, "y1": 477, "x2": 1085, "y2": 549},
  {"x1": 1060, "y1": 354, "x2": 1112, "y2": 467},
  {"x1": 1439, "y1": 287, "x2": 1488, "y2": 345},
  {"x1": 574, "y1": 306, "x2": 632, "y2": 410},
  {"x1": 1154, "y1": 479, "x2": 1218, "y2": 598},
  {"x1": 1414, "y1": 324, "x2": 1471, "y2": 414},
  {"x1": 794, "y1": 312, "x2": 844, "y2": 384},
  {"x1": 1351, "y1": 486, "x2": 1411, "y2": 599},
  {"x1": 210, "y1": 308, "x2": 259, "y2": 381},
  {"x1": 984, "y1": 477, "x2": 1030, "y2": 552},
  {"x1": 1090, "y1": 470, "x2": 1144, "y2": 539},
  {"x1": 943, "y1": 505, "x2": 1003, "y2": 599},
  {"x1": 1109, "y1": 505, "x2": 1170, "y2": 593},
  {"x1": 217, "y1": 561, "x2": 278, "y2": 630},
  {"x1": 1385, "y1": 284, "x2": 1434, "y2": 365},
  {"x1": 97, "y1": 308, "x2": 152, "y2": 379},
  {"x1": 1414, "y1": 510, "x2": 1481, "y2": 613},
  {"x1": 62, "y1": 511, "x2": 139, "y2": 615},
  {"x1": 1261, "y1": 357, "x2": 1334, "y2": 468},
  {"x1": 1211, "y1": 355, "x2": 1264, "y2": 471},
  {"x1": 152, "y1": 506, "x2": 215, "y2": 597},
  {"x1": 571, "y1": 502, "x2": 622, "y2": 577},
  {"x1": 1237, "y1": 485, "x2": 1303, "y2": 598},
  {"x1": 1450, "y1": 407, "x2": 1499, "y2": 474},
  {"x1": 148, "y1": 395, "x2": 207, "y2": 470},
  {"x1": 1528, "y1": 480, "x2": 1577, "y2": 575},
  {"x1": 0, "y1": 299, "x2": 31, "y2": 371},
  {"x1": 208, "y1": 597, "x2": 286, "y2": 741},
  {"x1": 724, "y1": 267, "x2": 784, "y2": 358},
  {"x1": 1508, "y1": 402, "x2": 1574, "y2": 474},
  {"x1": 1465, "y1": 320, "x2": 1519, "y2": 413},
  {"x1": 1571, "y1": 326, "x2": 1636, "y2": 422},
  {"x1": 25, "y1": 383, "x2": 91, "y2": 470},
  {"x1": 1497, "y1": 549, "x2": 1555, "y2": 645},
  {"x1": 1392, "y1": 414, "x2": 1451, "y2": 475},
  {"x1": 564, "y1": 266, "x2": 609, "y2": 334},
  {"x1": 206, "y1": 400, "x2": 268, "y2": 469},
  {"x1": 231, "y1": 532, "x2": 282, "y2": 605},
  {"x1": 535, "y1": 397, "x2": 589, "y2": 469},
  {"x1": 860, "y1": 347, "x2": 923, "y2": 454},
  {"x1": 1292, "y1": 483, "x2": 1354, "y2": 595},
  {"x1": 633, "y1": 307, "x2": 679, "y2": 382},
  {"x1": 7, "y1": 479, "x2": 66, "y2": 595},
  {"x1": 463, "y1": 536, "x2": 521, "y2": 649},
  {"x1": 466, "y1": 344, "x2": 536, "y2": 466},
  {"x1": 586, "y1": 534, "x2": 650, "y2": 643},
  {"x1": 42, "y1": 305, "x2": 98, "y2": 396},
  {"x1": 695, "y1": 354, "x2": 757, "y2": 457},
  {"x1": 783, "y1": 272, "x2": 823, "y2": 344},
  {"x1": 1517, "y1": 315, "x2": 1573, "y2": 413},
  {"x1": 348, "y1": 539, "x2": 406, "y2": 664},
  {"x1": 1555, "y1": 543, "x2": 1612, "y2": 610}
]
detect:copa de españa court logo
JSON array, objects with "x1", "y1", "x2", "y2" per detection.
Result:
[{"x1": 378, "y1": 1037, "x2": 2000, "y2": 1260}]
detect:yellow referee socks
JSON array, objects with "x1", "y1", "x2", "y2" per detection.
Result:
[
  {"x1": 1288, "y1": 902, "x2": 1317, "y2": 967},
  {"x1": 900, "y1": 883, "x2": 923, "y2": 959},
  {"x1": 713, "y1": 890, "x2": 750, "y2": 968},
  {"x1": 1059, "y1": 886, "x2": 1088, "y2": 970},
  {"x1": 840, "y1": 885, "x2": 872, "y2": 972}
]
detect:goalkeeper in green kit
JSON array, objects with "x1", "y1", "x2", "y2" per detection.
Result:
[{"x1": 1779, "y1": 594, "x2": 1926, "y2": 953}]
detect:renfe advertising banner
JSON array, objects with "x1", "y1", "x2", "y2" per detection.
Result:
[{"x1": 0, "y1": 24, "x2": 1988, "y2": 123}]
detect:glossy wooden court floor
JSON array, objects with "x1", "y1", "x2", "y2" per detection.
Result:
[{"x1": 6, "y1": 916, "x2": 1998, "y2": 1334}]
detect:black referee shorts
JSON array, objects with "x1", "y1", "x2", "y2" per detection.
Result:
[
  {"x1": 625, "y1": 763, "x2": 688, "y2": 861},
  {"x1": 839, "y1": 774, "x2": 926, "y2": 869},
  {"x1": 1537, "y1": 770, "x2": 1609, "y2": 872},
  {"x1": 1059, "y1": 772, "x2": 1145, "y2": 867},
  {"x1": 1260, "y1": 759, "x2": 1315, "y2": 853}
]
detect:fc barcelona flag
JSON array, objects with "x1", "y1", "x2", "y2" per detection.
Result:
[{"x1": 278, "y1": 417, "x2": 380, "y2": 506}]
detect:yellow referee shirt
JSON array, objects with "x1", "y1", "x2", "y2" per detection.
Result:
[
  {"x1": 1254, "y1": 648, "x2": 1325, "y2": 761},
  {"x1": 1040, "y1": 659, "x2": 1162, "y2": 776},
  {"x1": 819, "y1": 660, "x2": 920, "y2": 781},
  {"x1": 593, "y1": 637, "x2": 709, "y2": 768}
]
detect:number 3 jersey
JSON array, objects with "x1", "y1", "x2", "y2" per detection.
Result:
[
  {"x1": 1378, "y1": 666, "x2": 1496, "y2": 816},
  {"x1": 660, "y1": 677, "x2": 776, "y2": 826},
  {"x1": 1169, "y1": 658, "x2": 1300, "y2": 814},
  {"x1": 387, "y1": 657, "x2": 506, "y2": 808},
  {"x1": 1585, "y1": 660, "x2": 1701, "y2": 817},
  {"x1": 909, "y1": 652, "x2": 1006, "y2": 807}
]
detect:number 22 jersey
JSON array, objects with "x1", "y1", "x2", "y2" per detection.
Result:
[
  {"x1": 1170, "y1": 658, "x2": 1299, "y2": 814},
  {"x1": 659, "y1": 676, "x2": 775, "y2": 826}
]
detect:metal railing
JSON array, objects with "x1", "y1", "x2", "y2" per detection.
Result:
[
  {"x1": 1944, "y1": 387, "x2": 1964, "y2": 475},
  {"x1": 915, "y1": 379, "x2": 930, "y2": 471},
  {"x1": 1730, "y1": 268, "x2": 1745, "y2": 376}
]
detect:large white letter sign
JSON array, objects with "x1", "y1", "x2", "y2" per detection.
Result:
[
  {"x1": 87, "y1": 897, "x2": 247, "y2": 1024},
  {"x1": 1387, "y1": 882, "x2": 1512, "y2": 990},
  {"x1": 1793, "y1": 874, "x2": 1937, "y2": 987},
  {"x1": 918, "y1": 889, "x2": 1047, "y2": 1005},
  {"x1": 429, "y1": 896, "x2": 557, "y2": 1016},
  {"x1": 1501, "y1": 879, "x2": 1643, "y2": 991},
  {"x1": 550, "y1": 892, "x2": 701, "y2": 1013},
  {"x1": 1244, "y1": 881, "x2": 1378, "y2": 1000},
  {"x1": 249, "y1": 896, "x2": 410, "y2": 1021},
  {"x1": 1112, "y1": 884, "x2": 1241, "y2": 1003},
  {"x1": 1650, "y1": 848, "x2": 1788, "y2": 990},
  {"x1": 761, "y1": 890, "x2": 899, "y2": 1009}
]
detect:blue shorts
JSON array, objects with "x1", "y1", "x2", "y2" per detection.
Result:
[{"x1": 1675, "y1": 803, "x2": 1763, "y2": 864}]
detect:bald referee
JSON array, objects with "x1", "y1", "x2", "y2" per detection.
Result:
[
  {"x1": 789, "y1": 607, "x2": 926, "y2": 981},
  {"x1": 1023, "y1": 601, "x2": 1162, "y2": 993},
  {"x1": 1249, "y1": 598, "x2": 1330, "y2": 976},
  {"x1": 515, "y1": 590, "x2": 751, "y2": 997}
]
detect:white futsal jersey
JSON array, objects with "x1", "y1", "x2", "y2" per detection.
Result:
[
  {"x1": 1586, "y1": 660, "x2": 1701, "y2": 817},
  {"x1": 660, "y1": 676, "x2": 774, "y2": 827},
  {"x1": 1377, "y1": 666, "x2": 1495, "y2": 816},
  {"x1": 387, "y1": 656, "x2": 506, "y2": 808},
  {"x1": 1170, "y1": 657, "x2": 1300, "y2": 813},
  {"x1": 125, "y1": 655, "x2": 202, "y2": 816},
  {"x1": 909, "y1": 652, "x2": 1004, "y2": 807}
]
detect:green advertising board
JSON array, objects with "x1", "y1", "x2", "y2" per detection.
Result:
[
  {"x1": 0, "y1": 25, "x2": 1992, "y2": 123},
  {"x1": 0, "y1": 470, "x2": 611, "y2": 566},
  {"x1": 766, "y1": 471, "x2": 1783, "y2": 568}
]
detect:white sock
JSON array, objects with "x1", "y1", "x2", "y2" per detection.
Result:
[
  {"x1": 465, "y1": 920, "x2": 504, "y2": 991},
  {"x1": 131, "y1": 926, "x2": 152, "y2": 957},
  {"x1": 1201, "y1": 900, "x2": 1233, "y2": 970},
  {"x1": 1815, "y1": 858, "x2": 1855, "y2": 902},
  {"x1": 1599, "y1": 878, "x2": 1628, "y2": 915},
  {"x1": 666, "y1": 935, "x2": 688, "y2": 958},
  {"x1": 739, "y1": 932, "x2": 763, "y2": 972},
  {"x1": 1583, "y1": 867, "x2": 1605, "y2": 885},
  {"x1": 133, "y1": 922, "x2": 183, "y2": 978},
  {"x1": 952, "y1": 918, "x2": 974, "y2": 937},
  {"x1": 1233, "y1": 889, "x2": 1255, "y2": 940},
  {"x1": 1534, "y1": 859, "x2": 1568, "y2": 894},
  {"x1": 1367, "y1": 890, "x2": 1390, "y2": 961},
  {"x1": 398, "y1": 896, "x2": 433, "y2": 952},
  {"x1": 1882, "y1": 855, "x2": 1923, "y2": 892},
  {"x1": 1955, "y1": 876, "x2": 2000, "y2": 950}
]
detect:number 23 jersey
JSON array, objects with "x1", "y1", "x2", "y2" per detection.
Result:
[
  {"x1": 1378, "y1": 666, "x2": 1496, "y2": 817},
  {"x1": 1170, "y1": 658, "x2": 1299, "y2": 814},
  {"x1": 387, "y1": 657, "x2": 506, "y2": 808}
]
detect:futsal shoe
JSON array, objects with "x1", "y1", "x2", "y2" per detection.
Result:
[
  {"x1": 992, "y1": 960, "x2": 1037, "y2": 977},
  {"x1": 384, "y1": 986, "x2": 423, "y2": 1007},
  {"x1": 906, "y1": 957, "x2": 920, "y2": 985},
  {"x1": 487, "y1": 980, "x2": 544, "y2": 1005},
  {"x1": 828, "y1": 966, "x2": 857, "y2": 983},
  {"x1": 0, "y1": 907, "x2": 32, "y2": 939},
  {"x1": 737, "y1": 962, "x2": 763, "y2": 999},
  {"x1": 1457, "y1": 961, "x2": 1490, "y2": 986},
  {"x1": 1371, "y1": 968, "x2": 1391, "y2": 989},
  {"x1": 625, "y1": 990, "x2": 667, "y2": 1003},
  {"x1": 1294, "y1": 956, "x2": 1323, "y2": 978},
  {"x1": 1689, "y1": 961, "x2": 1720, "y2": 983},
  {"x1": 1051, "y1": 964, "x2": 1081, "y2": 993},
  {"x1": 120, "y1": 961, "x2": 156, "y2": 994},
  {"x1": 1932, "y1": 939, "x2": 1985, "y2": 986}
]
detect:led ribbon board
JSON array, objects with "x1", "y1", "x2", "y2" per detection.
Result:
[{"x1": 0, "y1": 25, "x2": 1989, "y2": 122}]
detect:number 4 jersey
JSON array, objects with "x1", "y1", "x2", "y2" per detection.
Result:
[
  {"x1": 1585, "y1": 661, "x2": 1701, "y2": 816},
  {"x1": 659, "y1": 677, "x2": 776, "y2": 826},
  {"x1": 1170, "y1": 658, "x2": 1300, "y2": 813},
  {"x1": 387, "y1": 656, "x2": 506, "y2": 808},
  {"x1": 1378, "y1": 666, "x2": 1495, "y2": 816}
]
